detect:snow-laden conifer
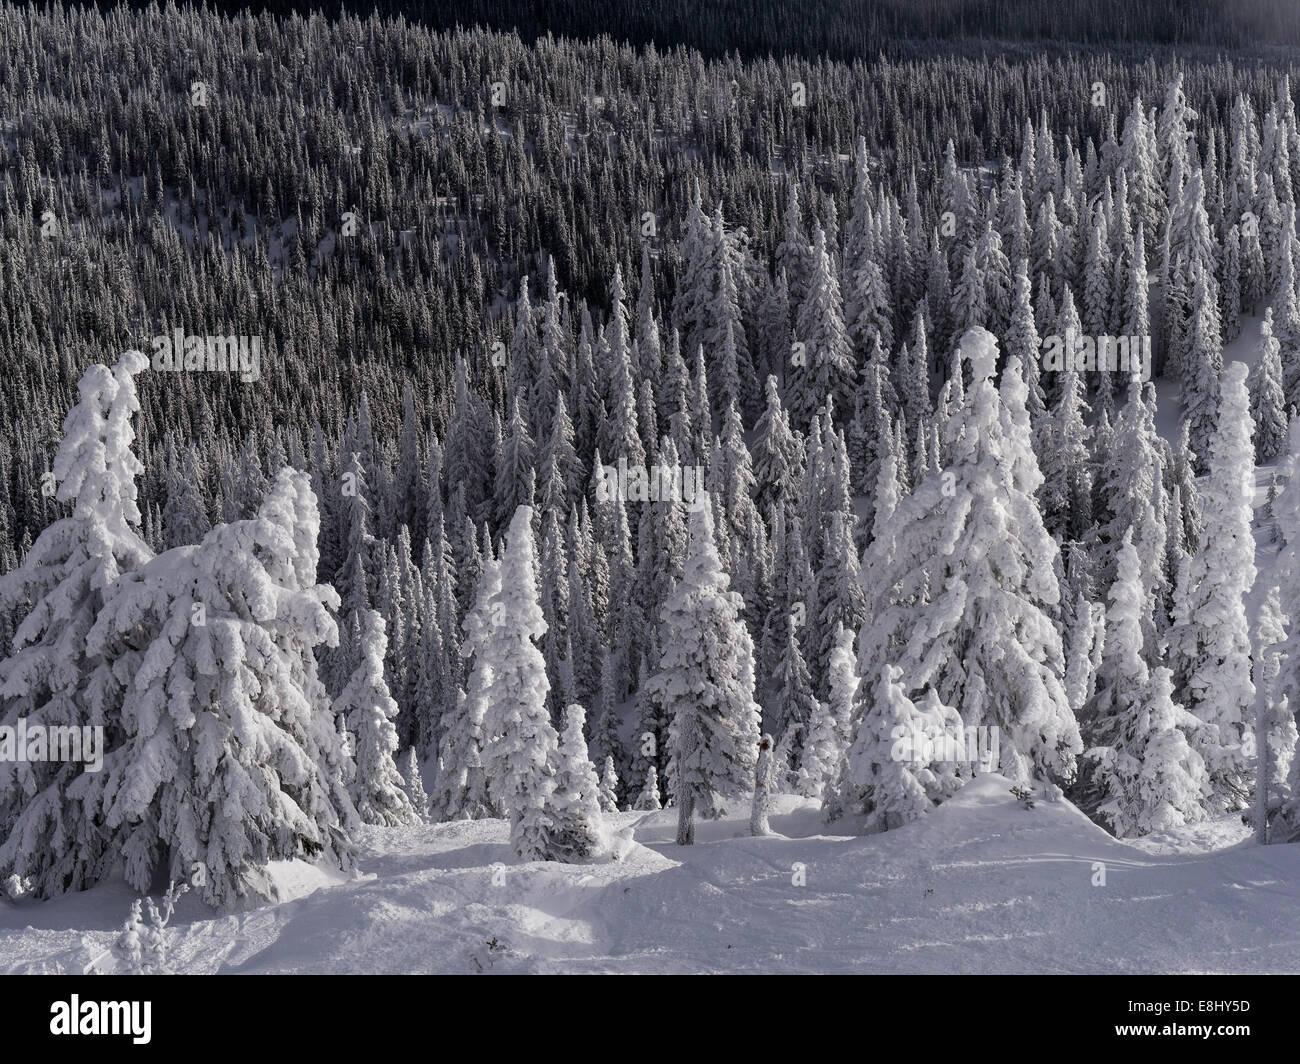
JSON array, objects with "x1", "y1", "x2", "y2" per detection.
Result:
[{"x1": 649, "y1": 498, "x2": 761, "y2": 845}]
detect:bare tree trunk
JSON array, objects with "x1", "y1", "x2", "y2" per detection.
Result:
[{"x1": 676, "y1": 790, "x2": 696, "y2": 845}]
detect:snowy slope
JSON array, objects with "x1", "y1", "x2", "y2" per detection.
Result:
[{"x1": 3, "y1": 775, "x2": 1296, "y2": 974}]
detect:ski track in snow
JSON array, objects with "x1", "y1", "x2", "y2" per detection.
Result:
[{"x1": 3, "y1": 776, "x2": 1296, "y2": 974}]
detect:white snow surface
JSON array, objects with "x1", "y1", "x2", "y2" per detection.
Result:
[{"x1": 3, "y1": 775, "x2": 1296, "y2": 974}]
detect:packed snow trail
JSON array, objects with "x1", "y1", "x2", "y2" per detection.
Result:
[{"x1": 3, "y1": 775, "x2": 1296, "y2": 974}]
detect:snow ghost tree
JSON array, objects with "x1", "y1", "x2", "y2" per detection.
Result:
[
  {"x1": 476, "y1": 506, "x2": 564, "y2": 861},
  {"x1": 750, "y1": 733, "x2": 775, "y2": 836},
  {"x1": 475, "y1": 506, "x2": 615, "y2": 863},
  {"x1": 0, "y1": 351, "x2": 153, "y2": 898},
  {"x1": 84, "y1": 469, "x2": 359, "y2": 906},
  {"x1": 848, "y1": 332, "x2": 1081, "y2": 799},
  {"x1": 836, "y1": 664, "x2": 964, "y2": 833},
  {"x1": 649, "y1": 498, "x2": 762, "y2": 845}
]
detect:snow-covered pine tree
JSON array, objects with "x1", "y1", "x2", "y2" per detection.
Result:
[
  {"x1": 769, "y1": 613, "x2": 819, "y2": 775},
  {"x1": 598, "y1": 265, "x2": 646, "y2": 475},
  {"x1": 1273, "y1": 212, "x2": 1300, "y2": 406},
  {"x1": 551, "y1": 704, "x2": 609, "y2": 862},
  {"x1": 1082, "y1": 205, "x2": 1114, "y2": 337},
  {"x1": 598, "y1": 754, "x2": 621, "y2": 814},
  {"x1": 870, "y1": 439, "x2": 904, "y2": 546},
  {"x1": 1005, "y1": 260, "x2": 1047, "y2": 441},
  {"x1": 705, "y1": 209, "x2": 758, "y2": 416},
  {"x1": 845, "y1": 242, "x2": 893, "y2": 358},
  {"x1": 795, "y1": 687, "x2": 841, "y2": 802},
  {"x1": 160, "y1": 438, "x2": 210, "y2": 551},
  {"x1": 1251, "y1": 307, "x2": 1289, "y2": 463},
  {"x1": 673, "y1": 180, "x2": 715, "y2": 367},
  {"x1": 336, "y1": 607, "x2": 418, "y2": 827},
  {"x1": 477, "y1": 506, "x2": 562, "y2": 861},
  {"x1": 1032, "y1": 193, "x2": 1064, "y2": 295},
  {"x1": 851, "y1": 339, "x2": 896, "y2": 530},
  {"x1": 850, "y1": 327, "x2": 1081, "y2": 794},
  {"x1": 1168, "y1": 420, "x2": 1205, "y2": 556},
  {"x1": 1119, "y1": 95, "x2": 1164, "y2": 255},
  {"x1": 1091, "y1": 663, "x2": 1210, "y2": 838},
  {"x1": 394, "y1": 384, "x2": 426, "y2": 544},
  {"x1": 538, "y1": 505, "x2": 570, "y2": 719},
  {"x1": 507, "y1": 276, "x2": 539, "y2": 417},
  {"x1": 649, "y1": 498, "x2": 762, "y2": 845},
  {"x1": 84, "y1": 469, "x2": 358, "y2": 906},
  {"x1": 636, "y1": 244, "x2": 663, "y2": 387},
  {"x1": 111, "y1": 880, "x2": 188, "y2": 975},
  {"x1": 940, "y1": 139, "x2": 977, "y2": 260},
  {"x1": 633, "y1": 765, "x2": 662, "y2": 811},
  {"x1": 1094, "y1": 378, "x2": 1168, "y2": 655},
  {"x1": 824, "y1": 622, "x2": 858, "y2": 753},
  {"x1": 1039, "y1": 292, "x2": 1094, "y2": 542},
  {"x1": 815, "y1": 510, "x2": 866, "y2": 698},
  {"x1": 1167, "y1": 361, "x2": 1256, "y2": 813},
  {"x1": 1270, "y1": 424, "x2": 1300, "y2": 839},
  {"x1": 402, "y1": 748, "x2": 431, "y2": 823},
  {"x1": 494, "y1": 396, "x2": 536, "y2": 532},
  {"x1": 1124, "y1": 220, "x2": 1151, "y2": 341},
  {"x1": 328, "y1": 448, "x2": 379, "y2": 692},
  {"x1": 791, "y1": 224, "x2": 855, "y2": 427},
  {"x1": 839, "y1": 664, "x2": 963, "y2": 833},
  {"x1": 714, "y1": 398, "x2": 759, "y2": 540},
  {"x1": 1082, "y1": 528, "x2": 1207, "y2": 833},
  {"x1": 0, "y1": 351, "x2": 152, "y2": 898},
  {"x1": 539, "y1": 392, "x2": 582, "y2": 519},
  {"x1": 1253, "y1": 584, "x2": 1295, "y2": 841},
  {"x1": 1181, "y1": 263, "x2": 1225, "y2": 473},
  {"x1": 434, "y1": 534, "x2": 501, "y2": 822},
  {"x1": 1063, "y1": 587, "x2": 1103, "y2": 718},
  {"x1": 629, "y1": 643, "x2": 666, "y2": 803},
  {"x1": 777, "y1": 181, "x2": 812, "y2": 311},
  {"x1": 752, "y1": 376, "x2": 800, "y2": 518},
  {"x1": 591, "y1": 647, "x2": 624, "y2": 770}
]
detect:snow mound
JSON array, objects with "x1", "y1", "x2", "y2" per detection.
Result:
[{"x1": 2, "y1": 779, "x2": 1298, "y2": 973}]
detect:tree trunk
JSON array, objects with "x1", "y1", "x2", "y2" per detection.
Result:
[
  {"x1": 750, "y1": 788, "x2": 770, "y2": 836},
  {"x1": 676, "y1": 790, "x2": 695, "y2": 845},
  {"x1": 1252, "y1": 664, "x2": 1271, "y2": 845}
]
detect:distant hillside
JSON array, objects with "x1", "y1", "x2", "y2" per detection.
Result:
[{"x1": 89, "y1": 0, "x2": 1300, "y2": 57}]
